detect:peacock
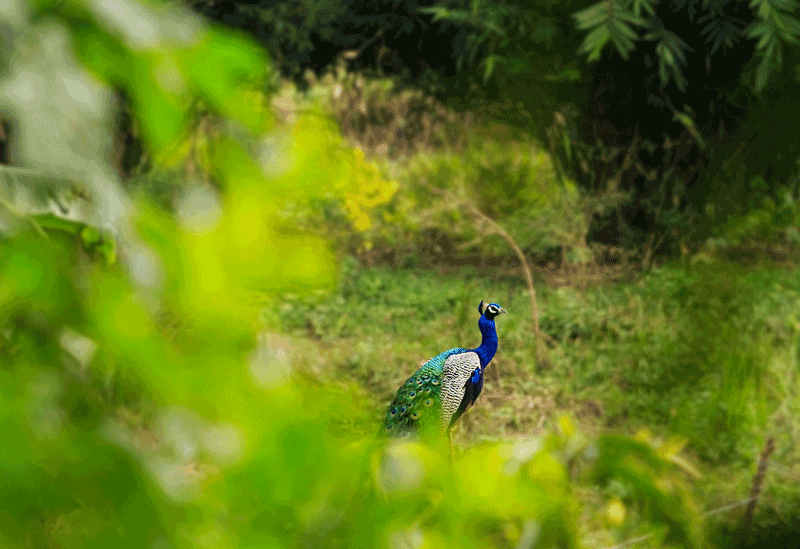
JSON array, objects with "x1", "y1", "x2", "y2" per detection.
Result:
[{"x1": 383, "y1": 300, "x2": 506, "y2": 451}]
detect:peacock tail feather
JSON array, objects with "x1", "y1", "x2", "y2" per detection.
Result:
[{"x1": 383, "y1": 348, "x2": 469, "y2": 437}]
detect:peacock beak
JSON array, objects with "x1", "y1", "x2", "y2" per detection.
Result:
[{"x1": 499, "y1": 307, "x2": 507, "y2": 315}]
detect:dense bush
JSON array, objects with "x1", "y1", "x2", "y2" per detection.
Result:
[
  {"x1": 264, "y1": 67, "x2": 595, "y2": 265},
  {"x1": 183, "y1": 0, "x2": 800, "y2": 262}
]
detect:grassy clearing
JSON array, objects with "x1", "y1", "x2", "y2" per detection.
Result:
[{"x1": 279, "y1": 256, "x2": 800, "y2": 533}]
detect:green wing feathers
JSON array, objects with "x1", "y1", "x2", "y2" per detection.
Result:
[{"x1": 383, "y1": 348, "x2": 469, "y2": 437}]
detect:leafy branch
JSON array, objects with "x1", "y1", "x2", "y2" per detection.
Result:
[
  {"x1": 643, "y1": 18, "x2": 694, "y2": 92},
  {"x1": 423, "y1": 2, "x2": 563, "y2": 82},
  {"x1": 700, "y1": 12, "x2": 744, "y2": 54},
  {"x1": 745, "y1": 0, "x2": 800, "y2": 90},
  {"x1": 573, "y1": 0, "x2": 648, "y2": 61}
]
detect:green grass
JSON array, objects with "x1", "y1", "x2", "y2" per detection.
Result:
[{"x1": 279, "y1": 256, "x2": 800, "y2": 530}]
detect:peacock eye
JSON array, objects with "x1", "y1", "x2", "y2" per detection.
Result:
[
  {"x1": 400, "y1": 406, "x2": 407, "y2": 413},
  {"x1": 424, "y1": 399, "x2": 433, "y2": 407},
  {"x1": 411, "y1": 411, "x2": 420, "y2": 420},
  {"x1": 425, "y1": 388, "x2": 431, "y2": 394},
  {"x1": 409, "y1": 391, "x2": 416, "y2": 397},
  {"x1": 390, "y1": 408, "x2": 397, "y2": 416},
  {"x1": 431, "y1": 379, "x2": 439, "y2": 385}
]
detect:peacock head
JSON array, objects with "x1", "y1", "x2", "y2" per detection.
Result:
[{"x1": 478, "y1": 300, "x2": 507, "y2": 319}]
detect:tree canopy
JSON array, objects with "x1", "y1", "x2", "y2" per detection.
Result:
[{"x1": 186, "y1": 0, "x2": 800, "y2": 253}]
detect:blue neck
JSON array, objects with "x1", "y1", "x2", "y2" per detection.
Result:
[{"x1": 473, "y1": 315, "x2": 499, "y2": 368}]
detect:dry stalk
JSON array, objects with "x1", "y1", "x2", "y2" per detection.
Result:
[
  {"x1": 737, "y1": 436, "x2": 776, "y2": 546},
  {"x1": 465, "y1": 202, "x2": 543, "y2": 363},
  {"x1": 426, "y1": 185, "x2": 543, "y2": 363}
]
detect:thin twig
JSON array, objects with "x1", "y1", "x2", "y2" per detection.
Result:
[
  {"x1": 737, "y1": 437, "x2": 776, "y2": 546},
  {"x1": 599, "y1": 497, "x2": 757, "y2": 549},
  {"x1": 424, "y1": 184, "x2": 543, "y2": 363},
  {"x1": 0, "y1": 164, "x2": 75, "y2": 184},
  {"x1": 605, "y1": 533, "x2": 655, "y2": 549},
  {"x1": 703, "y1": 498, "x2": 755, "y2": 518},
  {"x1": 464, "y1": 202, "x2": 542, "y2": 363},
  {"x1": 595, "y1": 441, "x2": 785, "y2": 549}
]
